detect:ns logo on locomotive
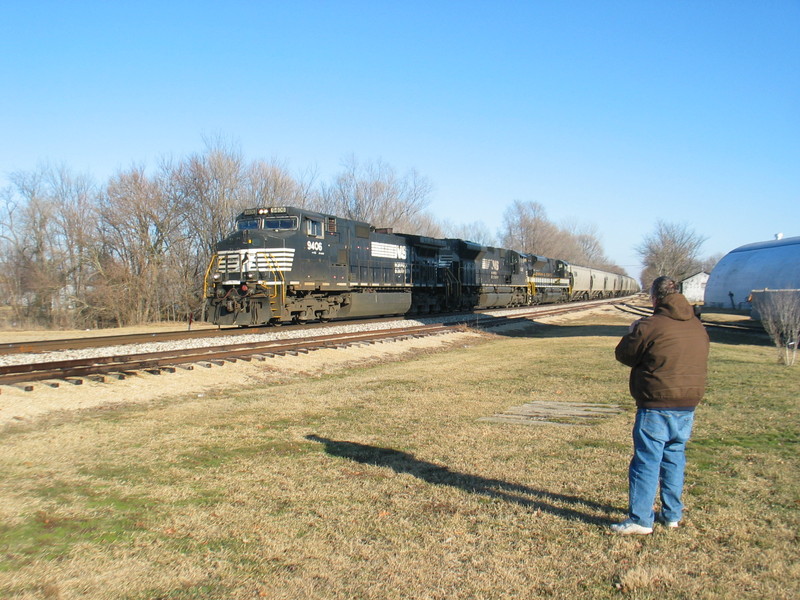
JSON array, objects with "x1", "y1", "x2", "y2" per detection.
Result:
[{"x1": 203, "y1": 206, "x2": 640, "y2": 326}]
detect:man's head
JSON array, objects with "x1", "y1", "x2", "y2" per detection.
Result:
[{"x1": 650, "y1": 276, "x2": 678, "y2": 306}]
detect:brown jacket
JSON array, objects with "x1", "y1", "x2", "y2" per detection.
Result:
[{"x1": 615, "y1": 293, "x2": 710, "y2": 409}]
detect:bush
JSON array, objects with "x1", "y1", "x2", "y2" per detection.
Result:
[{"x1": 750, "y1": 289, "x2": 800, "y2": 366}]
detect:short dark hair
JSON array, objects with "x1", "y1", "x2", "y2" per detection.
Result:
[{"x1": 650, "y1": 276, "x2": 678, "y2": 301}]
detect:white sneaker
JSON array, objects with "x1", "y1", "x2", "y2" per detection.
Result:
[
  {"x1": 656, "y1": 512, "x2": 679, "y2": 528},
  {"x1": 610, "y1": 519, "x2": 653, "y2": 535}
]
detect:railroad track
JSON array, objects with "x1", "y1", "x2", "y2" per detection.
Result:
[
  {"x1": 0, "y1": 315, "x2": 405, "y2": 356},
  {"x1": 0, "y1": 326, "x2": 237, "y2": 356},
  {"x1": 0, "y1": 324, "x2": 463, "y2": 390},
  {"x1": 614, "y1": 303, "x2": 768, "y2": 334},
  {"x1": 0, "y1": 299, "x2": 627, "y2": 391}
]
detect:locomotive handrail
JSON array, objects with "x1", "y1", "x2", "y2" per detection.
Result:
[
  {"x1": 442, "y1": 269, "x2": 461, "y2": 306},
  {"x1": 202, "y1": 254, "x2": 218, "y2": 298},
  {"x1": 254, "y1": 251, "x2": 286, "y2": 307}
]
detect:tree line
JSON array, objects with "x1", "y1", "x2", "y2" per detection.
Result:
[{"x1": 1, "y1": 142, "x2": 691, "y2": 330}]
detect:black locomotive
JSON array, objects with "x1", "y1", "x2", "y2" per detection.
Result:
[{"x1": 203, "y1": 206, "x2": 638, "y2": 326}]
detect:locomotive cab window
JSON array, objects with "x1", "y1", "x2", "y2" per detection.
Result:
[
  {"x1": 306, "y1": 219, "x2": 323, "y2": 238},
  {"x1": 237, "y1": 219, "x2": 261, "y2": 231},
  {"x1": 263, "y1": 217, "x2": 298, "y2": 231}
]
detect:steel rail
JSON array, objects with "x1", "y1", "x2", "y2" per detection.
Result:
[
  {"x1": 0, "y1": 323, "x2": 465, "y2": 387},
  {"x1": 0, "y1": 315, "x2": 427, "y2": 356},
  {"x1": 0, "y1": 327, "x2": 236, "y2": 356},
  {"x1": 0, "y1": 299, "x2": 630, "y2": 389},
  {"x1": 0, "y1": 297, "x2": 629, "y2": 356},
  {"x1": 613, "y1": 303, "x2": 767, "y2": 334}
]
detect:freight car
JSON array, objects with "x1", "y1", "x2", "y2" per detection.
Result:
[{"x1": 203, "y1": 206, "x2": 639, "y2": 326}]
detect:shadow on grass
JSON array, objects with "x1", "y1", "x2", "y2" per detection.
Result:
[
  {"x1": 706, "y1": 326, "x2": 773, "y2": 347},
  {"x1": 497, "y1": 322, "x2": 630, "y2": 339},
  {"x1": 493, "y1": 318, "x2": 772, "y2": 348},
  {"x1": 306, "y1": 435, "x2": 622, "y2": 526}
]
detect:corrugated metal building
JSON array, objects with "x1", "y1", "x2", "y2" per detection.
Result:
[{"x1": 704, "y1": 236, "x2": 800, "y2": 309}]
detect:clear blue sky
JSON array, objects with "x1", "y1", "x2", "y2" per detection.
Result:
[{"x1": 2, "y1": 1, "x2": 798, "y2": 276}]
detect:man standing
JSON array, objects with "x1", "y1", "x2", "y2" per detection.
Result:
[{"x1": 611, "y1": 276, "x2": 710, "y2": 535}]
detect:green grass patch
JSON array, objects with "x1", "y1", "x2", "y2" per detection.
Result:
[
  {"x1": 692, "y1": 430, "x2": 799, "y2": 455},
  {"x1": 0, "y1": 490, "x2": 152, "y2": 570}
]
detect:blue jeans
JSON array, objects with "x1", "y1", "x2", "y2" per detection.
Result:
[{"x1": 628, "y1": 409, "x2": 695, "y2": 527}]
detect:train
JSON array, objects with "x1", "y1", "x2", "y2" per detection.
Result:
[{"x1": 202, "y1": 206, "x2": 640, "y2": 326}]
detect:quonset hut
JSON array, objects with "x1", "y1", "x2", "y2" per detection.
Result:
[{"x1": 704, "y1": 236, "x2": 800, "y2": 309}]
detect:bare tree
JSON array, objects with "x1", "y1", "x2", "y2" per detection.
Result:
[
  {"x1": 751, "y1": 290, "x2": 800, "y2": 366},
  {"x1": 3, "y1": 169, "x2": 68, "y2": 326},
  {"x1": 408, "y1": 211, "x2": 445, "y2": 238},
  {"x1": 245, "y1": 160, "x2": 319, "y2": 209},
  {"x1": 568, "y1": 222, "x2": 626, "y2": 273},
  {"x1": 701, "y1": 252, "x2": 724, "y2": 274},
  {"x1": 0, "y1": 186, "x2": 26, "y2": 325},
  {"x1": 636, "y1": 220, "x2": 707, "y2": 285},
  {"x1": 500, "y1": 200, "x2": 560, "y2": 255},
  {"x1": 444, "y1": 221, "x2": 498, "y2": 246},
  {"x1": 560, "y1": 221, "x2": 602, "y2": 263},
  {"x1": 320, "y1": 156, "x2": 433, "y2": 232},
  {"x1": 499, "y1": 202, "x2": 625, "y2": 271},
  {"x1": 154, "y1": 160, "x2": 208, "y2": 320},
  {"x1": 171, "y1": 138, "x2": 248, "y2": 255},
  {"x1": 94, "y1": 165, "x2": 187, "y2": 325},
  {"x1": 44, "y1": 165, "x2": 99, "y2": 326}
]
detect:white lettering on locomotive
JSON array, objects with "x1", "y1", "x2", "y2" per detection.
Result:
[
  {"x1": 306, "y1": 240, "x2": 324, "y2": 254},
  {"x1": 482, "y1": 258, "x2": 500, "y2": 271},
  {"x1": 371, "y1": 241, "x2": 408, "y2": 260}
]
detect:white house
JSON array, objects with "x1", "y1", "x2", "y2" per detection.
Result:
[{"x1": 680, "y1": 272, "x2": 710, "y2": 304}]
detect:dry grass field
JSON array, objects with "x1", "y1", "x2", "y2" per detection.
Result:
[{"x1": 0, "y1": 307, "x2": 797, "y2": 599}]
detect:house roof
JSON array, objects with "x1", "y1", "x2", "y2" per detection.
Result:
[{"x1": 680, "y1": 271, "x2": 709, "y2": 282}]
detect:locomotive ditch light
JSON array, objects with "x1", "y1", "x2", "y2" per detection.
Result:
[
  {"x1": 240, "y1": 284, "x2": 249, "y2": 292},
  {"x1": 212, "y1": 273, "x2": 221, "y2": 281}
]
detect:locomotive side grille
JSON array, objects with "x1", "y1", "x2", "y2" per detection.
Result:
[
  {"x1": 216, "y1": 253, "x2": 242, "y2": 272},
  {"x1": 216, "y1": 249, "x2": 296, "y2": 273},
  {"x1": 531, "y1": 274, "x2": 570, "y2": 287},
  {"x1": 252, "y1": 249, "x2": 295, "y2": 271}
]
